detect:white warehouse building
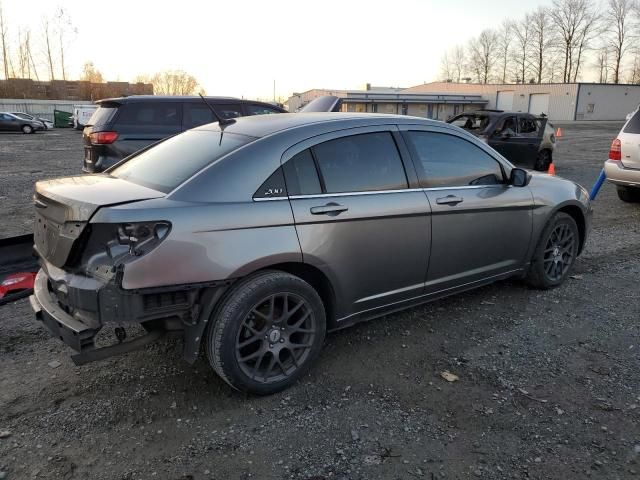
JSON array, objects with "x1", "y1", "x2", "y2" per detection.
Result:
[{"x1": 403, "y1": 82, "x2": 640, "y2": 121}]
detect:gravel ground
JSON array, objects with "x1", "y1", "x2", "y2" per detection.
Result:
[{"x1": 1, "y1": 125, "x2": 639, "y2": 480}]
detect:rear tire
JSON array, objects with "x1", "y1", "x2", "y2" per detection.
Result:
[
  {"x1": 205, "y1": 271, "x2": 326, "y2": 395},
  {"x1": 22, "y1": 125, "x2": 33, "y2": 134},
  {"x1": 534, "y1": 149, "x2": 552, "y2": 171},
  {"x1": 616, "y1": 186, "x2": 640, "y2": 203},
  {"x1": 526, "y1": 212, "x2": 579, "y2": 289}
]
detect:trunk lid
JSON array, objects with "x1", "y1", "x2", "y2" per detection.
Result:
[
  {"x1": 620, "y1": 110, "x2": 640, "y2": 169},
  {"x1": 34, "y1": 175, "x2": 164, "y2": 267}
]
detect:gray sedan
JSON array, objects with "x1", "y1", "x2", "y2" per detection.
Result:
[{"x1": 30, "y1": 113, "x2": 592, "y2": 394}]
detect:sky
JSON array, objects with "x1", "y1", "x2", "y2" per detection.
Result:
[{"x1": 3, "y1": 0, "x2": 554, "y2": 100}]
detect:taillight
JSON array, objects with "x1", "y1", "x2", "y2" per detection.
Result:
[
  {"x1": 609, "y1": 138, "x2": 622, "y2": 161},
  {"x1": 89, "y1": 131, "x2": 118, "y2": 144}
]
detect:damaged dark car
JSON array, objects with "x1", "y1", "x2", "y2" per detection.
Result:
[{"x1": 447, "y1": 110, "x2": 556, "y2": 171}]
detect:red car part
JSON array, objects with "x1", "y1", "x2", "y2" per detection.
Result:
[{"x1": 0, "y1": 271, "x2": 37, "y2": 305}]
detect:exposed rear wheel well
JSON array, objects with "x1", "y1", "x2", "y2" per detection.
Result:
[
  {"x1": 258, "y1": 262, "x2": 337, "y2": 328},
  {"x1": 557, "y1": 205, "x2": 585, "y2": 253}
]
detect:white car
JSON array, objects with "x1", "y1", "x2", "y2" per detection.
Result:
[
  {"x1": 72, "y1": 105, "x2": 98, "y2": 130},
  {"x1": 11, "y1": 112, "x2": 54, "y2": 130},
  {"x1": 604, "y1": 108, "x2": 640, "y2": 202}
]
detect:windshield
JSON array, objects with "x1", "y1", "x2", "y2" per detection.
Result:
[
  {"x1": 109, "y1": 130, "x2": 255, "y2": 193},
  {"x1": 449, "y1": 114, "x2": 491, "y2": 132}
]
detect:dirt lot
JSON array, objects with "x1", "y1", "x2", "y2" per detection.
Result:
[{"x1": 1, "y1": 126, "x2": 639, "y2": 480}]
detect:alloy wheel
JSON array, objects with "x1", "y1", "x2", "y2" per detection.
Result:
[
  {"x1": 235, "y1": 292, "x2": 317, "y2": 384},
  {"x1": 543, "y1": 223, "x2": 575, "y2": 281}
]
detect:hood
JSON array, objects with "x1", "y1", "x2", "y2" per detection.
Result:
[{"x1": 34, "y1": 175, "x2": 164, "y2": 267}]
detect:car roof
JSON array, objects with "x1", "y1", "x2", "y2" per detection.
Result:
[
  {"x1": 194, "y1": 112, "x2": 444, "y2": 138},
  {"x1": 462, "y1": 109, "x2": 535, "y2": 118},
  {"x1": 96, "y1": 95, "x2": 282, "y2": 107}
]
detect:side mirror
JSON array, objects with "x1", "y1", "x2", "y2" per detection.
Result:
[
  {"x1": 510, "y1": 168, "x2": 530, "y2": 187},
  {"x1": 499, "y1": 131, "x2": 511, "y2": 139}
]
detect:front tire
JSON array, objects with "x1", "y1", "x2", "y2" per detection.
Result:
[
  {"x1": 617, "y1": 186, "x2": 640, "y2": 203},
  {"x1": 206, "y1": 271, "x2": 326, "y2": 395},
  {"x1": 534, "y1": 149, "x2": 552, "y2": 171},
  {"x1": 526, "y1": 212, "x2": 579, "y2": 289},
  {"x1": 22, "y1": 125, "x2": 33, "y2": 134}
]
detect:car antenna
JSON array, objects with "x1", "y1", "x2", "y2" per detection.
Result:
[
  {"x1": 199, "y1": 94, "x2": 234, "y2": 126},
  {"x1": 199, "y1": 94, "x2": 235, "y2": 144}
]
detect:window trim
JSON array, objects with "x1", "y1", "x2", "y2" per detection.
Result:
[{"x1": 399, "y1": 126, "x2": 510, "y2": 188}]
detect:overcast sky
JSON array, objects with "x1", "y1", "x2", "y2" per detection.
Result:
[{"x1": 4, "y1": 0, "x2": 553, "y2": 100}]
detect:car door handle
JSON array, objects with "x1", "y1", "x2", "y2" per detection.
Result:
[
  {"x1": 310, "y1": 203, "x2": 348, "y2": 216},
  {"x1": 436, "y1": 195, "x2": 464, "y2": 206}
]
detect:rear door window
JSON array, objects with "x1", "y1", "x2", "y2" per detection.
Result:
[
  {"x1": 183, "y1": 103, "x2": 217, "y2": 129},
  {"x1": 405, "y1": 131, "x2": 504, "y2": 188},
  {"x1": 215, "y1": 104, "x2": 243, "y2": 120},
  {"x1": 312, "y1": 132, "x2": 408, "y2": 193},
  {"x1": 283, "y1": 149, "x2": 322, "y2": 196},
  {"x1": 115, "y1": 103, "x2": 182, "y2": 127},
  {"x1": 624, "y1": 110, "x2": 640, "y2": 134}
]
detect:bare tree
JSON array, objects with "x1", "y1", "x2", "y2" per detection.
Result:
[
  {"x1": 530, "y1": 7, "x2": 555, "y2": 83},
  {"x1": 595, "y1": 46, "x2": 612, "y2": 82},
  {"x1": 606, "y1": 0, "x2": 635, "y2": 83},
  {"x1": 452, "y1": 45, "x2": 466, "y2": 82},
  {"x1": 439, "y1": 50, "x2": 454, "y2": 81},
  {"x1": 54, "y1": 8, "x2": 75, "y2": 81},
  {"x1": 147, "y1": 70, "x2": 201, "y2": 95},
  {"x1": 0, "y1": 1, "x2": 9, "y2": 79},
  {"x1": 628, "y1": 47, "x2": 640, "y2": 83},
  {"x1": 497, "y1": 20, "x2": 514, "y2": 83},
  {"x1": 42, "y1": 17, "x2": 56, "y2": 80},
  {"x1": 467, "y1": 30, "x2": 499, "y2": 83},
  {"x1": 551, "y1": 0, "x2": 601, "y2": 82},
  {"x1": 512, "y1": 15, "x2": 532, "y2": 83}
]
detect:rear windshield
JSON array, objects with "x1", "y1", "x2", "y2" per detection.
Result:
[
  {"x1": 109, "y1": 130, "x2": 255, "y2": 193},
  {"x1": 623, "y1": 110, "x2": 640, "y2": 134},
  {"x1": 87, "y1": 106, "x2": 116, "y2": 127}
]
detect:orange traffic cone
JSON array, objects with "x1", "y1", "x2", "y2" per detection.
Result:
[
  {"x1": 548, "y1": 163, "x2": 556, "y2": 175},
  {"x1": 555, "y1": 127, "x2": 563, "y2": 138}
]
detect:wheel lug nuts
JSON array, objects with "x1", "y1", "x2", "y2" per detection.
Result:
[
  {"x1": 269, "y1": 343, "x2": 274, "y2": 348},
  {"x1": 280, "y1": 339, "x2": 285, "y2": 343}
]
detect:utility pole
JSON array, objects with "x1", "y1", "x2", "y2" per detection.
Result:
[{"x1": 273, "y1": 79, "x2": 276, "y2": 103}]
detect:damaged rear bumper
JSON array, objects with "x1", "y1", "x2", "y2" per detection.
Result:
[
  {"x1": 30, "y1": 263, "x2": 229, "y2": 364},
  {"x1": 31, "y1": 270, "x2": 99, "y2": 352}
]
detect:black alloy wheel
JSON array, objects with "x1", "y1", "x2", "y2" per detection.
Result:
[
  {"x1": 235, "y1": 292, "x2": 318, "y2": 384},
  {"x1": 206, "y1": 271, "x2": 326, "y2": 395}
]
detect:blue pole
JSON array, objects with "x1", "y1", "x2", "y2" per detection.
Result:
[{"x1": 589, "y1": 168, "x2": 607, "y2": 201}]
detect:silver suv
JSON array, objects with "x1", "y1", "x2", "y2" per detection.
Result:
[
  {"x1": 604, "y1": 108, "x2": 640, "y2": 202},
  {"x1": 30, "y1": 113, "x2": 592, "y2": 394}
]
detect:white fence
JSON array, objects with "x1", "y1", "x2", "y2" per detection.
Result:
[{"x1": 0, "y1": 98, "x2": 94, "y2": 121}]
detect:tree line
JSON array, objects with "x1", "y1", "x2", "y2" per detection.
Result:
[
  {"x1": 0, "y1": 2, "x2": 203, "y2": 95},
  {"x1": 440, "y1": 0, "x2": 640, "y2": 84}
]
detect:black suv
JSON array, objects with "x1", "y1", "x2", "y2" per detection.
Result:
[{"x1": 82, "y1": 96, "x2": 286, "y2": 173}]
